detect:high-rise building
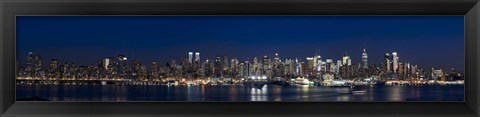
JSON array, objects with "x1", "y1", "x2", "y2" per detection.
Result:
[
  {"x1": 195, "y1": 52, "x2": 200, "y2": 62},
  {"x1": 336, "y1": 60, "x2": 342, "y2": 74},
  {"x1": 326, "y1": 58, "x2": 334, "y2": 73},
  {"x1": 214, "y1": 56, "x2": 222, "y2": 78},
  {"x1": 342, "y1": 51, "x2": 351, "y2": 66},
  {"x1": 103, "y1": 58, "x2": 110, "y2": 70},
  {"x1": 263, "y1": 56, "x2": 271, "y2": 77},
  {"x1": 392, "y1": 52, "x2": 398, "y2": 73},
  {"x1": 150, "y1": 61, "x2": 159, "y2": 79},
  {"x1": 384, "y1": 53, "x2": 391, "y2": 73},
  {"x1": 188, "y1": 52, "x2": 193, "y2": 64},
  {"x1": 306, "y1": 57, "x2": 315, "y2": 74},
  {"x1": 316, "y1": 55, "x2": 322, "y2": 72},
  {"x1": 48, "y1": 58, "x2": 59, "y2": 78},
  {"x1": 117, "y1": 55, "x2": 127, "y2": 79},
  {"x1": 362, "y1": 48, "x2": 368, "y2": 69}
]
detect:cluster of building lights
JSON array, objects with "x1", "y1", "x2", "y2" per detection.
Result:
[{"x1": 16, "y1": 48, "x2": 464, "y2": 83}]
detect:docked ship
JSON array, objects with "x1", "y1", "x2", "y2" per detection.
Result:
[{"x1": 244, "y1": 76, "x2": 268, "y2": 89}]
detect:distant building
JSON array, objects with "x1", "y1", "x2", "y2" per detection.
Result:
[
  {"x1": 392, "y1": 52, "x2": 398, "y2": 73},
  {"x1": 362, "y1": 48, "x2": 368, "y2": 69},
  {"x1": 188, "y1": 52, "x2": 193, "y2": 64}
]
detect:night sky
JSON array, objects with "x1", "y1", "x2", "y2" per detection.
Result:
[{"x1": 16, "y1": 16, "x2": 464, "y2": 72}]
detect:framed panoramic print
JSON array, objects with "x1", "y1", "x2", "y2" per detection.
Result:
[{"x1": 1, "y1": 0, "x2": 479, "y2": 117}]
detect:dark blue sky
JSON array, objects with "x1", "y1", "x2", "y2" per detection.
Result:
[{"x1": 16, "y1": 16, "x2": 464, "y2": 72}]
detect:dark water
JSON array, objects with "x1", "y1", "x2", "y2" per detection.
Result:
[{"x1": 16, "y1": 84, "x2": 464, "y2": 101}]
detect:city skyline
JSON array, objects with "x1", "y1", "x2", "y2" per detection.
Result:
[{"x1": 16, "y1": 16, "x2": 464, "y2": 72}]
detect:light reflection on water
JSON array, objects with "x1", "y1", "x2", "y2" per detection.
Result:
[
  {"x1": 250, "y1": 85, "x2": 268, "y2": 101},
  {"x1": 16, "y1": 84, "x2": 464, "y2": 101}
]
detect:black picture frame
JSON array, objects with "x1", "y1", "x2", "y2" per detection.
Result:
[{"x1": 1, "y1": 0, "x2": 479, "y2": 117}]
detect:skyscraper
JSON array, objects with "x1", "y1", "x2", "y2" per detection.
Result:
[
  {"x1": 188, "y1": 52, "x2": 193, "y2": 64},
  {"x1": 392, "y1": 52, "x2": 398, "y2": 73},
  {"x1": 384, "y1": 53, "x2": 391, "y2": 73},
  {"x1": 316, "y1": 55, "x2": 322, "y2": 72},
  {"x1": 195, "y1": 52, "x2": 200, "y2": 62},
  {"x1": 326, "y1": 58, "x2": 333, "y2": 73},
  {"x1": 342, "y1": 51, "x2": 351, "y2": 66},
  {"x1": 362, "y1": 48, "x2": 368, "y2": 69},
  {"x1": 103, "y1": 58, "x2": 110, "y2": 70},
  {"x1": 117, "y1": 54, "x2": 127, "y2": 79}
]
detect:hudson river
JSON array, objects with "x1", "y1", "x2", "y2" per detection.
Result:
[{"x1": 16, "y1": 85, "x2": 464, "y2": 101}]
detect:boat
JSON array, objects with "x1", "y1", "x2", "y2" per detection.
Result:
[
  {"x1": 294, "y1": 77, "x2": 314, "y2": 85},
  {"x1": 245, "y1": 76, "x2": 268, "y2": 89},
  {"x1": 166, "y1": 80, "x2": 178, "y2": 86}
]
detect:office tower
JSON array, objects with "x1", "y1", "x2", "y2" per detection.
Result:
[
  {"x1": 431, "y1": 68, "x2": 444, "y2": 81},
  {"x1": 46, "y1": 58, "x2": 59, "y2": 79},
  {"x1": 384, "y1": 53, "x2": 391, "y2": 73},
  {"x1": 274, "y1": 53, "x2": 280, "y2": 66},
  {"x1": 321, "y1": 61, "x2": 327, "y2": 73},
  {"x1": 26, "y1": 52, "x2": 34, "y2": 77},
  {"x1": 399, "y1": 63, "x2": 404, "y2": 76},
  {"x1": 411, "y1": 64, "x2": 417, "y2": 76},
  {"x1": 306, "y1": 57, "x2": 315, "y2": 74},
  {"x1": 33, "y1": 55, "x2": 42, "y2": 78},
  {"x1": 203, "y1": 58, "x2": 212, "y2": 77},
  {"x1": 238, "y1": 62, "x2": 244, "y2": 77},
  {"x1": 336, "y1": 60, "x2": 342, "y2": 74},
  {"x1": 103, "y1": 58, "x2": 111, "y2": 70},
  {"x1": 347, "y1": 58, "x2": 351, "y2": 66},
  {"x1": 188, "y1": 52, "x2": 193, "y2": 64},
  {"x1": 223, "y1": 56, "x2": 229, "y2": 71},
  {"x1": 263, "y1": 56, "x2": 270, "y2": 69},
  {"x1": 326, "y1": 58, "x2": 333, "y2": 73},
  {"x1": 195, "y1": 52, "x2": 200, "y2": 62},
  {"x1": 150, "y1": 61, "x2": 159, "y2": 79},
  {"x1": 263, "y1": 56, "x2": 271, "y2": 77},
  {"x1": 342, "y1": 55, "x2": 348, "y2": 65},
  {"x1": 214, "y1": 56, "x2": 222, "y2": 78},
  {"x1": 342, "y1": 51, "x2": 351, "y2": 66},
  {"x1": 392, "y1": 52, "x2": 398, "y2": 73},
  {"x1": 231, "y1": 58, "x2": 238, "y2": 76},
  {"x1": 117, "y1": 55, "x2": 128, "y2": 79},
  {"x1": 316, "y1": 55, "x2": 322, "y2": 72},
  {"x1": 194, "y1": 52, "x2": 201, "y2": 73},
  {"x1": 362, "y1": 48, "x2": 368, "y2": 69}
]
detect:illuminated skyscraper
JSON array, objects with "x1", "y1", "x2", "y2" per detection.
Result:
[
  {"x1": 392, "y1": 52, "x2": 398, "y2": 73},
  {"x1": 117, "y1": 54, "x2": 127, "y2": 79},
  {"x1": 150, "y1": 61, "x2": 159, "y2": 79},
  {"x1": 336, "y1": 60, "x2": 342, "y2": 74},
  {"x1": 195, "y1": 52, "x2": 200, "y2": 62},
  {"x1": 306, "y1": 57, "x2": 315, "y2": 74},
  {"x1": 362, "y1": 48, "x2": 368, "y2": 69},
  {"x1": 188, "y1": 52, "x2": 193, "y2": 64},
  {"x1": 48, "y1": 58, "x2": 59, "y2": 78},
  {"x1": 384, "y1": 53, "x2": 391, "y2": 72},
  {"x1": 326, "y1": 58, "x2": 333, "y2": 73},
  {"x1": 103, "y1": 58, "x2": 110, "y2": 70},
  {"x1": 263, "y1": 56, "x2": 271, "y2": 77},
  {"x1": 316, "y1": 55, "x2": 322, "y2": 72},
  {"x1": 342, "y1": 51, "x2": 351, "y2": 66},
  {"x1": 214, "y1": 56, "x2": 222, "y2": 78}
]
